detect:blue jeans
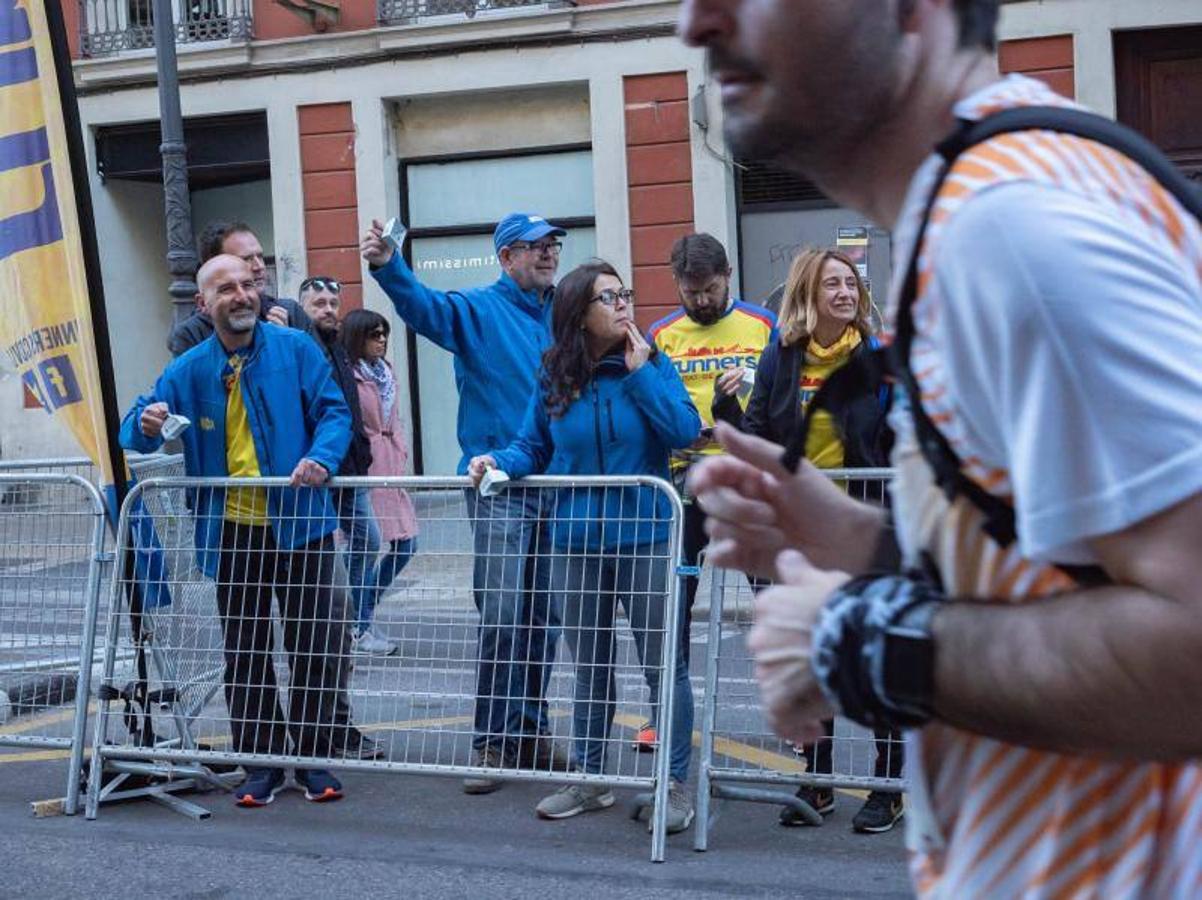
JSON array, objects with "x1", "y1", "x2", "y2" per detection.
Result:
[
  {"x1": 550, "y1": 542, "x2": 693, "y2": 783},
  {"x1": 337, "y1": 488, "x2": 415, "y2": 633},
  {"x1": 464, "y1": 488, "x2": 560, "y2": 755}
]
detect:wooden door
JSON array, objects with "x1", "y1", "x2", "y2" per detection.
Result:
[{"x1": 1114, "y1": 26, "x2": 1202, "y2": 182}]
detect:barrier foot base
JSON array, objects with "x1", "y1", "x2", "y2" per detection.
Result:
[
  {"x1": 148, "y1": 787, "x2": 211, "y2": 820},
  {"x1": 713, "y1": 783, "x2": 823, "y2": 827},
  {"x1": 629, "y1": 790, "x2": 653, "y2": 822},
  {"x1": 88, "y1": 760, "x2": 242, "y2": 821}
]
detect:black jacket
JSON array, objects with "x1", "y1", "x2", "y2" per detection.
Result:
[
  {"x1": 712, "y1": 335, "x2": 893, "y2": 468},
  {"x1": 316, "y1": 335, "x2": 373, "y2": 477},
  {"x1": 167, "y1": 295, "x2": 311, "y2": 357}
]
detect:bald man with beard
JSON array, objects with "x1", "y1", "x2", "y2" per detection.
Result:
[{"x1": 122, "y1": 254, "x2": 358, "y2": 807}]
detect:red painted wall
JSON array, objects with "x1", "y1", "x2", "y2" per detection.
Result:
[
  {"x1": 298, "y1": 102, "x2": 363, "y2": 310},
  {"x1": 623, "y1": 72, "x2": 695, "y2": 331},
  {"x1": 999, "y1": 35, "x2": 1076, "y2": 99}
]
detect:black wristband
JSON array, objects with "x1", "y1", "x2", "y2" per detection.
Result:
[{"x1": 812, "y1": 574, "x2": 944, "y2": 730}]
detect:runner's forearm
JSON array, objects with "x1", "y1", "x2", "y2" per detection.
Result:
[{"x1": 931, "y1": 587, "x2": 1202, "y2": 759}]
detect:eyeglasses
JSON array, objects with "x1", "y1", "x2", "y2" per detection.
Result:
[
  {"x1": 368, "y1": 329, "x2": 388, "y2": 341},
  {"x1": 300, "y1": 276, "x2": 341, "y2": 294},
  {"x1": 509, "y1": 240, "x2": 563, "y2": 257},
  {"x1": 590, "y1": 288, "x2": 635, "y2": 308}
]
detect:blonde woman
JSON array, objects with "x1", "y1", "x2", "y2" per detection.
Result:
[{"x1": 712, "y1": 248, "x2": 900, "y2": 834}]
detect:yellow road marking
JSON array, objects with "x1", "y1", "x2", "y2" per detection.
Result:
[{"x1": 0, "y1": 705, "x2": 86, "y2": 736}]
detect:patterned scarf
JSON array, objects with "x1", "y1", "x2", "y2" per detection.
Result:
[{"x1": 358, "y1": 358, "x2": 396, "y2": 423}]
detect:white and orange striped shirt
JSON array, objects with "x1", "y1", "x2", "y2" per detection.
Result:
[{"x1": 885, "y1": 75, "x2": 1202, "y2": 898}]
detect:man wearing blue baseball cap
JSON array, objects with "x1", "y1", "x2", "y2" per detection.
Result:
[{"x1": 361, "y1": 211, "x2": 568, "y2": 794}]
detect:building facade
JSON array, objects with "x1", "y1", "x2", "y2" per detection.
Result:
[{"x1": 5, "y1": 0, "x2": 1199, "y2": 469}]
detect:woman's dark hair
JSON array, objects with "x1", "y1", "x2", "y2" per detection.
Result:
[
  {"x1": 340, "y1": 308, "x2": 390, "y2": 363},
  {"x1": 541, "y1": 259, "x2": 650, "y2": 419}
]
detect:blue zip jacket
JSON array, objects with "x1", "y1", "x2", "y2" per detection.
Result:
[
  {"x1": 370, "y1": 253, "x2": 554, "y2": 474},
  {"x1": 119, "y1": 322, "x2": 351, "y2": 578},
  {"x1": 491, "y1": 352, "x2": 701, "y2": 551}
]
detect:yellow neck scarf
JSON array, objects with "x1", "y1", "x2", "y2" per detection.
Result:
[{"x1": 805, "y1": 326, "x2": 862, "y2": 366}]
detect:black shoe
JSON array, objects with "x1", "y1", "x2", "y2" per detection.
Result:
[
  {"x1": 518, "y1": 733, "x2": 572, "y2": 772},
  {"x1": 234, "y1": 767, "x2": 286, "y2": 808},
  {"x1": 852, "y1": 791, "x2": 904, "y2": 833},
  {"x1": 779, "y1": 786, "x2": 835, "y2": 827},
  {"x1": 340, "y1": 734, "x2": 386, "y2": 761}
]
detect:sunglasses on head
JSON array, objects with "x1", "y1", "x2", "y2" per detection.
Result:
[{"x1": 300, "y1": 276, "x2": 341, "y2": 294}]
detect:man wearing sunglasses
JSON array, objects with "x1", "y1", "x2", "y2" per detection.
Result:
[
  {"x1": 299, "y1": 277, "x2": 395, "y2": 658},
  {"x1": 361, "y1": 211, "x2": 571, "y2": 793},
  {"x1": 169, "y1": 221, "x2": 311, "y2": 357}
]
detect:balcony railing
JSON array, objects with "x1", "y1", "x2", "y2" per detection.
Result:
[
  {"x1": 378, "y1": 0, "x2": 573, "y2": 28},
  {"x1": 79, "y1": 0, "x2": 252, "y2": 57}
]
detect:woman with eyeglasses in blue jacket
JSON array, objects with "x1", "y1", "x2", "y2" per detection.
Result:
[{"x1": 470, "y1": 259, "x2": 701, "y2": 834}]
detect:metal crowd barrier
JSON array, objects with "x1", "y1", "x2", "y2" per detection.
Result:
[
  {"x1": 0, "y1": 473, "x2": 108, "y2": 815},
  {"x1": 693, "y1": 468, "x2": 904, "y2": 851},
  {"x1": 88, "y1": 474, "x2": 686, "y2": 861}
]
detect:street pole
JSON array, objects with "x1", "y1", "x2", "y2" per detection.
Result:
[{"x1": 152, "y1": 0, "x2": 198, "y2": 325}]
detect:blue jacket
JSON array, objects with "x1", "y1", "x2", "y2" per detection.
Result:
[
  {"x1": 492, "y1": 352, "x2": 701, "y2": 551},
  {"x1": 370, "y1": 254, "x2": 554, "y2": 474},
  {"x1": 119, "y1": 322, "x2": 352, "y2": 578}
]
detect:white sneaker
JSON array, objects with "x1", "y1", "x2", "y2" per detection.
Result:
[{"x1": 352, "y1": 628, "x2": 398, "y2": 656}]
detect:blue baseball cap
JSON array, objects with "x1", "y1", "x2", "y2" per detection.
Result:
[{"x1": 493, "y1": 212, "x2": 566, "y2": 253}]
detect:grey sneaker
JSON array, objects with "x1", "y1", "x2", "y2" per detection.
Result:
[
  {"x1": 535, "y1": 783, "x2": 615, "y2": 820},
  {"x1": 650, "y1": 779, "x2": 695, "y2": 834},
  {"x1": 463, "y1": 746, "x2": 506, "y2": 795},
  {"x1": 352, "y1": 628, "x2": 398, "y2": 656}
]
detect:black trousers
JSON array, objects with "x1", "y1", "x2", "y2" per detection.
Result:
[
  {"x1": 214, "y1": 522, "x2": 346, "y2": 757},
  {"x1": 803, "y1": 720, "x2": 904, "y2": 786}
]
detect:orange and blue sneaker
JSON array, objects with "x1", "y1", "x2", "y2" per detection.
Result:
[
  {"x1": 234, "y1": 767, "x2": 286, "y2": 807},
  {"x1": 295, "y1": 768, "x2": 344, "y2": 803},
  {"x1": 632, "y1": 722, "x2": 657, "y2": 753}
]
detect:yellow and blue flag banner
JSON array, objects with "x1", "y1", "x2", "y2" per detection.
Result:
[{"x1": 2, "y1": 0, "x2": 117, "y2": 486}]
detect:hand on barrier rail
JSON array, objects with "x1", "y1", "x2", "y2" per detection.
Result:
[
  {"x1": 289, "y1": 457, "x2": 329, "y2": 487},
  {"x1": 140, "y1": 402, "x2": 169, "y2": 438},
  {"x1": 748, "y1": 549, "x2": 845, "y2": 746},
  {"x1": 467, "y1": 454, "x2": 498, "y2": 490},
  {"x1": 687, "y1": 422, "x2": 885, "y2": 577}
]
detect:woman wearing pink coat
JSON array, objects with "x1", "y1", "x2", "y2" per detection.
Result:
[{"x1": 341, "y1": 309, "x2": 419, "y2": 655}]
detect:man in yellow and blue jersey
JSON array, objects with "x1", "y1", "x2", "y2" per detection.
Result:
[{"x1": 643, "y1": 234, "x2": 775, "y2": 747}]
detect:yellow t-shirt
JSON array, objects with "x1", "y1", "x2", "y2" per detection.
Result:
[
  {"x1": 800, "y1": 327, "x2": 862, "y2": 469},
  {"x1": 223, "y1": 352, "x2": 269, "y2": 525},
  {"x1": 648, "y1": 301, "x2": 776, "y2": 468}
]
